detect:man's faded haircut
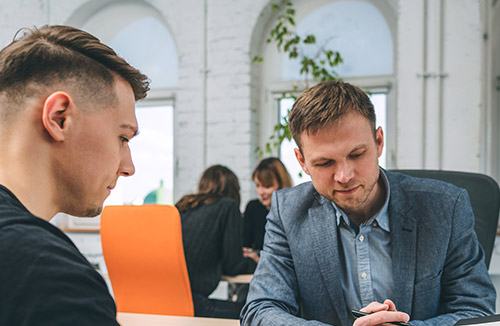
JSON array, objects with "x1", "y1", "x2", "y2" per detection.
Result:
[
  {"x1": 288, "y1": 80, "x2": 376, "y2": 149},
  {"x1": 0, "y1": 25, "x2": 150, "y2": 120}
]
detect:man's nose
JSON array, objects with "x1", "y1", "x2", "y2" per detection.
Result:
[
  {"x1": 119, "y1": 147, "x2": 135, "y2": 177},
  {"x1": 334, "y1": 162, "x2": 354, "y2": 184}
]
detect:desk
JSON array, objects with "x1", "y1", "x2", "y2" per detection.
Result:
[
  {"x1": 117, "y1": 312, "x2": 239, "y2": 326},
  {"x1": 221, "y1": 274, "x2": 253, "y2": 284}
]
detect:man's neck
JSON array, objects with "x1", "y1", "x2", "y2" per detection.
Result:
[{"x1": 0, "y1": 139, "x2": 56, "y2": 221}]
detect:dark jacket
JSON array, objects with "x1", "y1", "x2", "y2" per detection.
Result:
[{"x1": 181, "y1": 197, "x2": 256, "y2": 297}]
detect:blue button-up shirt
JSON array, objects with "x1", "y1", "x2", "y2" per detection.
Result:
[{"x1": 332, "y1": 170, "x2": 394, "y2": 322}]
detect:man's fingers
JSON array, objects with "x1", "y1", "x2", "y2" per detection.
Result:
[
  {"x1": 383, "y1": 299, "x2": 397, "y2": 311},
  {"x1": 353, "y1": 311, "x2": 410, "y2": 326},
  {"x1": 361, "y1": 301, "x2": 389, "y2": 313}
]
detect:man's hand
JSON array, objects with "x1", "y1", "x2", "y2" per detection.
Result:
[
  {"x1": 243, "y1": 247, "x2": 260, "y2": 263},
  {"x1": 353, "y1": 299, "x2": 410, "y2": 326}
]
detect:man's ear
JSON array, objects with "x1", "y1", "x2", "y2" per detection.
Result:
[
  {"x1": 375, "y1": 126, "x2": 384, "y2": 158},
  {"x1": 42, "y1": 92, "x2": 72, "y2": 142},
  {"x1": 294, "y1": 147, "x2": 310, "y2": 175}
]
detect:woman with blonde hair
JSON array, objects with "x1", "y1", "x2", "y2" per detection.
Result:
[
  {"x1": 176, "y1": 165, "x2": 256, "y2": 319},
  {"x1": 243, "y1": 157, "x2": 293, "y2": 254}
]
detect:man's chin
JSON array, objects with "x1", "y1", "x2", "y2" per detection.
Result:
[
  {"x1": 63, "y1": 206, "x2": 103, "y2": 218},
  {"x1": 330, "y1": 196, "x2": 360, "y2": 213},
  {"x1": 82, "y1": 206, "x2": 103, "y2": 218}
]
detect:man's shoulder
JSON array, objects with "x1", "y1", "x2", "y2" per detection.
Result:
[
  {"x1": 275, "y1": 182, "x2": 317, "y2": 201},
  {"x1": 1, "y1": 230, "x2": 118, "y2": 325},
  {"x1": 0, "y1": 201, "x2": 69, "y2": 241},
  {"x1": 1, "y1": 216, "x2": 66, "y2": 243},
  {"x1": 272, "y1": 182, "x2": 319, "y2": 218},
  {"x1": 0, "y1": 213, "x2": 85, "y2": 269},
  {"x1": 386, "y1": 170, "x2": 463, "y2": 196},
  {"x1": 0, "y1": 210, "x2": 117, "y2": 325}
]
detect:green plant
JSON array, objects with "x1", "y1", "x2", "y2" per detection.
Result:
[{"x1": 254, "y1": 0, "x2": 343, "y2": 157}]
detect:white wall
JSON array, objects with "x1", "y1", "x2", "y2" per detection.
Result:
[
  {"x1": 0, "y1": 0, "x2": 271, "y2": 206},
  {"x1": 0, "y1": 0, "x2": 493, "y2": 200}
]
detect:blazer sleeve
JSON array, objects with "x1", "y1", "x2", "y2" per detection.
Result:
[
  {"x1": 241, "y1": 192, "x2": 331, "y2": 326},
  {"x1": 410, "y1": 189, "x2": 496, "y2": 326},
  {"x1": 221, "y1": 199, "x2": 257, "y2": 275}
]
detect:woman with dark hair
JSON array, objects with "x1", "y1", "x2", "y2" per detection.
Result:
[
  {"x1": 176, "y1": 165, "x2": 257, "y2": 319},
  {"x1": 243, "y1": 158, "x2": 293, "y2": 256}
]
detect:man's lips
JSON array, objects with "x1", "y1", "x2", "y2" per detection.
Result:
[
  {"x1": 107, "y1": 184, "x2": 116, "y2": 194},
  {"x1": 334, "y1": 185, "x2": 360, "y2": 195}
]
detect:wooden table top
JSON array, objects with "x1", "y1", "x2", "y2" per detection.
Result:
[
  {"x1": 221, "y1": 274, "x2": 253, "y2": 283},
  {"x1": 117, "y1": 312, "x2": 239, "y2": 326}
]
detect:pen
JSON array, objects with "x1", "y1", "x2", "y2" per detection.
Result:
[{"x1": 351, "y1": 309, "x2": 414, "y2": 326}]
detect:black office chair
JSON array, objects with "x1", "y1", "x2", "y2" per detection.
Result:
[{"x1": 392, "y1": 170, "x2": 500, "y2": 269}]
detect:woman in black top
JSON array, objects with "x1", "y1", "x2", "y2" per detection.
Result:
[
  {"x1": 242, "y1": 158, "x2": 293, "y2": 256},
  {"x1": 176, "y1": 165, "x2": 257, "y2": 319}
]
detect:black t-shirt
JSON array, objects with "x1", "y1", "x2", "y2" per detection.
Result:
[
  {"x1": 242, "y1": 199, "x2": 269, "y2": 250},
  {"x1": 0, "y1": 185, "x2": 119, "y2": 326}
]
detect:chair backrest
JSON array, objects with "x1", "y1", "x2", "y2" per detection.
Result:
[
  {"x1": 392, "y1": 170, "x2": 500, "y2": 269},
  {"x1": 100, "y1": 205, "x2": 194, "y2": 316}
]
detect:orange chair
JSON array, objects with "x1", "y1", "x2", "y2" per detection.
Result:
[{"x1": 100, "y1": 205, "x2": 194, "y2": 316}]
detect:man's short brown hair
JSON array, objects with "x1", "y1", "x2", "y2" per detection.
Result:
[
  {"x1": 288, "y1": 81, "x2": 376, "y2": 149},
  {"x1": 0, "y1": 25, "x2": 150, "y2": 120}
]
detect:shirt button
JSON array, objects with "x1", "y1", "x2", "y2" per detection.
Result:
[
  {"x1": 359, "y1": 235, "x2": 365, "y2": 242},
  {"x1": 373, "y1": 221, "x2": 378, "y2": 227},
  {"x1": 361, "y1": 272, "x2": 367, "y2": 279}
]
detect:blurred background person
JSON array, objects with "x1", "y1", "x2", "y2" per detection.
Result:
[
  {"x1": 176, "y1": 165, "x2": 257, "y2": 319},
  {"x1": 243, "y1": 157, "x2": 293, "y2": 259}
]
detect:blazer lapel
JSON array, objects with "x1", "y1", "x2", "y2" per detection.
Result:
[
  {"x1": 387, "y1": 173, "x2": 417, "y2": 315},
  {"x1": 308, "y1": 192, "x2": 349, "y2": 325}
]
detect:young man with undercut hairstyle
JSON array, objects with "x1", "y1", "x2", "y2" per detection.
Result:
[{"x1": 0, "y1": 25, "x2": 149, "y2": 325}]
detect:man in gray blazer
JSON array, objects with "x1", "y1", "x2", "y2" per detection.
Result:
[{"x1": 241, "y1": 81, "x2": 495, "y2": 326}]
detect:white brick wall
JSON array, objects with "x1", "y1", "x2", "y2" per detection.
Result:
[
  {"x1": 0, "y1": 0, "x2": 268, "y2": 206},
  {"x1": 0, "y1": 0, "x2": 492, "y2": 220},
  {"x1": 5, "y1": 0, "x2": 487, "y2": 203},
  {"x1": 0, "y1": 0, "x2": 492, "y2": 209}
]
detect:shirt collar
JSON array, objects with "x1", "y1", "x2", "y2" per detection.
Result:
[{"x1": 333, "y1": 168, "x2": 391, "y2": 232}]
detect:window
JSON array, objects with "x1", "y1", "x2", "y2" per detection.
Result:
[
  {"x1": 105, "y1": 104, "x2": 174, "y2": 206},
  {"x1": 81, "y1": 3, "x2": 178, "y2": 89},
  {"x1": 282, "y1": 1, "x2": 393, "y2": 80}
]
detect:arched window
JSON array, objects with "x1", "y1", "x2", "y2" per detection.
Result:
[
  {"x1": 282, "y1": 1, "x2": 393, "y2": 79},
  {"x1": 82, "y1": 3, "x2": 178, "y2": 89},
  {"x1": 256, "y1": 0, "x2": 396, "y2": 185}
]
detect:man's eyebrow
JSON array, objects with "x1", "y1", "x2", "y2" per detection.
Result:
[
  {"x1": 310, "y1": 155, "x2": 334, "y2": 164},
  {"x1": 310, "y1": 145, "x2": 368, "y2": 163},
  {"x1": 120, "y1": 124, "x2": 139, "y2": 137},
  {"x1": 349, "y1": 145, "x2": 367, "y2": 153}
]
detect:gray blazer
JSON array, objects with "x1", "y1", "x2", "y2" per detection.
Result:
[{"x1": 241, "y1": 170, "x2": 496, "y2": 326}]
